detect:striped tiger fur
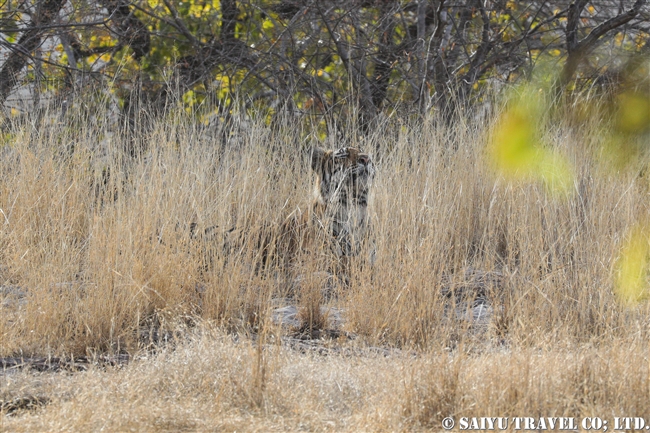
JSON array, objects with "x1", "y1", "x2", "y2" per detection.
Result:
[{"x1": 193, "y1": 146, "x2": 375, "y2": 280}]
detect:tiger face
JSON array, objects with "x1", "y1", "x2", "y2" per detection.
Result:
[{"x1": 310, "y1": 147, "x2": 374, "y2": 257}]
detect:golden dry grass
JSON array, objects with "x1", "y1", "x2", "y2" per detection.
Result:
[
  {"x1": 2, "y1": 331, "x2": 650, "y2": 432},
  {"x1": 2, "y1": 100, "x2": 650, "y2": 431}
]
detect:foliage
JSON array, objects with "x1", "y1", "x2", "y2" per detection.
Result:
[{"x1": 0, "y1": 0, "x2": 647, "y2": 129}]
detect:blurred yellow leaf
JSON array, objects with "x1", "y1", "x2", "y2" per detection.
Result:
[
  {"x1": 537, "y1": 151, "x2": 574, "y2": 194},
  {"x1": 616, "y1": 92, "x2": 650, "y2": 134},
  {"x1": 491, "y1": 109, "x2": 539, "y2": 173},
  {"x1": 489, "y1": 84, "x2": 573, "y2": 194},
  {"x1": 615, "y1": 224, "x2": 650, "y2": 305}
]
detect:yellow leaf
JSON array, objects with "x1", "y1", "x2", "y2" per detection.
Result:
[
  {"x1": 189, "y1": 4, "x2": 202, "y2": 17},
  {"x1": 488, "y1": 84, "x2": 573, "y2": 195},
  {"x1": 616, "y1": 92, "x2": 650, "y2": 134},
  {"x1": 615, "y1": 224, "x2": 650, "y2": 305},
  {"x1": 615, "y1": 33, "x2": 624, "y2": 46},
  {"x1": 491, "y1": 109, "x2": 539, "y2": 175}
]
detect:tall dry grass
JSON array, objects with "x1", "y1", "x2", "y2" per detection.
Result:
[
  {"x1": 2, "y1": 98, "x2": 650, "y2": 430},
  {"x1": 1, "y1": 103, "x2": 649, "y2": 353}
]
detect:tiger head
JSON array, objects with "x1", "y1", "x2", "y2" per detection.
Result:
[{"x1": 310, "y1": 147, "x2": 374, "y2": 256}]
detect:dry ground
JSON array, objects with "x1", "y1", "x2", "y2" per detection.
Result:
[
  {"x1": 2, "y1": 99, "x2": 650, "y2": 431},
  {"x1": 3, "y1": 330, "x2": 650, "y2": 432}
]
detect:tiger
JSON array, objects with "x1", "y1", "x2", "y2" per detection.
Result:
[
  {"x1": 272, "y1": 145, "x2": 375, "y2": 294},
  {"x1": 303, "y1": 146, "x2": 374, "y2": 259},
  {"x1": 192, "y1": 146, "x2": 374, "y2": 284}
]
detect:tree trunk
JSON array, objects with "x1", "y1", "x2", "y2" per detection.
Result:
[
  {"x1": 559, "y1": 0, "x2": 646, "y2": 90},
  {"x1": 0, "y1": 0, "x2": 67, "y2": 104}
]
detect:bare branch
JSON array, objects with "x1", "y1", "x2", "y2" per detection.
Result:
[
  {"x1": 561, "y1": 0, "x2": 646, "y2": 87},
  {"x1": 0, "y1": 0, "x2": 67, "y2": 104},
  {"x1": 161, "y1": 0, "x2": 200, "y2": 49},
  {"x1": 577, "y1": 0, "x2": 646, "y2": 54}
]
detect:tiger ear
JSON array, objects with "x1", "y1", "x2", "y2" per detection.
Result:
[{"x1": 310, "y1": 147, "x2": 327, "y2": 172}]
